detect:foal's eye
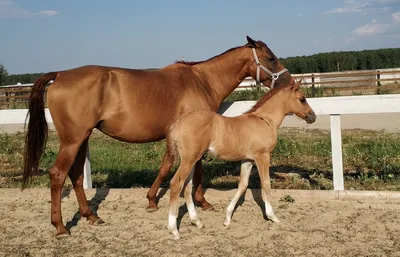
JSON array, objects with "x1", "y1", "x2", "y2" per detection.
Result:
[{"x1": 300, "y1": 97, "x2": 306, "y2": 103}]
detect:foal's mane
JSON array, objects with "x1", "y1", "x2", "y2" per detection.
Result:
[
  {"x1": 176, "y1": 45, "x2": 246, "y2": 66},
  {"x1": 244, "y1": 84, "x2": 292, "y2": 114}
]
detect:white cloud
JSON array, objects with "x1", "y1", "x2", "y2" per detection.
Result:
[
  {"x1": 393, "y1": 12, "x2": 400, "y2": 22},
  {"x1": 0, "y1": 0, "x2": 58, "y2": 19},
  {"x1": 36, "y1": 10, "x2": 58, "y2": 17},
  {"x1": 354, "y1": 19, "x2": 391, "y2": 35},
  {"x1": 376, "y1": 0, "x2": 400, "y2": 3},
  {"x1": 323, "y1": 0, "x2": 392, "y2": 15}
]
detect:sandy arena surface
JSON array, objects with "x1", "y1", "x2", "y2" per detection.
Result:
[{"x1": 1, "y1": 188, "x2": 400, "y2": 257}]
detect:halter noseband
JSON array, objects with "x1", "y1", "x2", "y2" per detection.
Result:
[{"x1": 252, "y1": 48, "x2": 288, "y2": 90}]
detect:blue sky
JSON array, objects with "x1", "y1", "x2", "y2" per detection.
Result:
[{"x1": 1, "y1": 0, "x2": 400, "y2": 74}]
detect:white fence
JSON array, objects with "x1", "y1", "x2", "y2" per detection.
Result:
[
  {"x1": 1, "y1": 94, "x2": 400, "y2": 191},
  {"x1": 2, "y1": 68, "x2": 400, "y2": 91}
]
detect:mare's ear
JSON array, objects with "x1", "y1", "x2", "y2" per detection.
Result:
[
  {"x1": 292, "y1": 79, "x2": 302, "y2": 91},
  {"x1": 246, "y1": 36, "x2": 257, "y2": 48}
]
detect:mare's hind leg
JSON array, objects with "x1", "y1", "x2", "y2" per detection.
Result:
[
  {"x1": 50, "y1": 133, "x2": 90, "y2": 239},
  {"x1": 68, "y1": 137, "x2": 104, "y2": 225},
  {"x1": 193, "y1": 160, "x2": 214, "y2": 211},
  {"x1": 224, "y1": 160, "x2": 253, "y2": 226},
  {"x1": 146, "y1": 148, "x2": 174, "y2": 212}
]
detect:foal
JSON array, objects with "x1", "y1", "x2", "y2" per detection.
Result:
[{"x1": 166, "y1": 80, "x2": 316, "y2": 240}]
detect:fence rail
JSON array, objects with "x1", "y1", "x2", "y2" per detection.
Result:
[
  {"x1": 238, "y1": 68, "x2": 400, "y2": 89},
  {"x1": 1, "y1": 94, "x2": 400, "y2": 191},
  {"x1": 1, "y1": 69, "x2": 400, "y2": 107}
]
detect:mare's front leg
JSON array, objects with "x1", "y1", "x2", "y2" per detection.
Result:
[
  {"x1": 254, "y1": 154, "x2": 280, "y2": 223},
  {"x1": 193, "y1": 160, "x2": 214, "y2": 211},
  {"x1": 224, "y1": 160, "x2": 253, "y2": 226},
  {"x1": 146, "y1": 148, "x2": 174, "y2": 212}
]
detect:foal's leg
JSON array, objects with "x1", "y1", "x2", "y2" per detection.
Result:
[
  {"x1": 193, "y1": 160, "x2": 214, "y2": 211},
  {"x1": 146, "y1": 148, "x2": 174, "y2": 212},
  {"x1": 224, "y1": 160, "x2": 253, "y2": 226},
  {"x1": 254, "y1": 155, "x2": 280, "y2": 223},
  {"x1": 168, "y1": 160, "x2": 194, "y2": 240},
  {"x1": 50, "y1": 137, "x2": 88, "y2": 238},
  {"x1": 68, "y1": 138, "x2": 104, "y2": 225},
  {"x1": 184, "y1": 168, "x2": 203, "y2": 228}
]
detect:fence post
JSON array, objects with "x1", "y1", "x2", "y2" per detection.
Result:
[
  {"x1": 311, "y1": 74, "x2": 315, "y2": 96},
  {"x1": 83, "y1": 148, "x2": 92, "y2": 189},
  {"x1": 330, "y1": 114, "x2": 344, "y2": 190},
  {"x1": 376, "y1": 70, "x2": 381, "y2": 87}
]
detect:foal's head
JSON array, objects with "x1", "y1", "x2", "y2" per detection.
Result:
[
  {"x1": 284, "y1": 80, "x2": 316, "y2": 124},
  {"x1": 245, "y1": 36, "x2": 293, "y2": 89}
]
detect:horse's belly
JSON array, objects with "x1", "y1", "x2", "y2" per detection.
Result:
[
  {"x1": 208, "y1": 144, "x2": 248, "y2": 161},
  {"x1": 98, "y1": 117, "x2": 167, "y2": 143}
]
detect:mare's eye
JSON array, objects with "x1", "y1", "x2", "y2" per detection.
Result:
[
  {"x1": 268, "y1": 57, "x2": 275, "y2": 62},
  {"x1": 300, "y1": 97, "x2": 306, "y2": 103}
]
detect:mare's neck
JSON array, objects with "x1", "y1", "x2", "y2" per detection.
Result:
[{"x1": 193, "y1": 47, "x2": 251, "y2": 105}]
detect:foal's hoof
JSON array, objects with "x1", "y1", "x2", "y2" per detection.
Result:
[
  {"x1": 268, "y1": 215, "x2": 281, "y2": 223},
  {"x1": 55, "y1": 231, "x2": 70, "y2": 240},
  {"x1": 191, "y1": 220, "x2": 204, "y2": 229},
  {"x1": 168, "y1": 227, "x2": 180, "y2": 241}
]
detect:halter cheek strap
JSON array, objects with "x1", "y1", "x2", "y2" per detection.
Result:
[{"x1": 252, "y1": 48, "x2": 288, "y2": 90}]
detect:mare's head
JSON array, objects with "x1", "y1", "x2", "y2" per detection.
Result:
[
  {"x1": 284, "y1": 80, "x2": 316, "y2": 124},
  {"x1": 245, "y1": 36, "x2": 293, "y2": 89}
]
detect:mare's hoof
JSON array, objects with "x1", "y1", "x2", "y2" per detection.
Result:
[
  {"x1": 89, "y1": 217, "x2": 105, "y2": 226},
  {"x1": 197, "y1": 201, "x2": 215, "y2": 211},
  {"x1": 55, "y1": 231, "x2": 70, "y2": 240},
  {"x1": 146, "y1": 206, "x2": 159, "y2": 213},
  {"x1": 202, "y1": 205, "x2": 215, "y2": 211}
]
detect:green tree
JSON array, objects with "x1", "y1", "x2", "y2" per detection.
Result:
[{"x1": 0, "y1": 64, "x2": 8, "y2": 86}]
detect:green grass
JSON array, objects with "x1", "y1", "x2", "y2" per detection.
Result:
[{"x1": 1, "y1": 128, "x2": 400, "y2": 191}]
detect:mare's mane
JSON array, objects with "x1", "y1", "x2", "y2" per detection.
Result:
[{"x1": 176, "y1": 45, "x2": 248, "y2": 66}]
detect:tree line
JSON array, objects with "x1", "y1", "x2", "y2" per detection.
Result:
[
  {"x1": 1, "y1": 47, "x2": 400, "y2": 86},
  {"x1": 280, "y1": 47, "x2": 400, "y2": 74}
]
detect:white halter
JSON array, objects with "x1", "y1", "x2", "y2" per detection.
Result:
[{"x1": 252, "y1": 48, "x2": 288, "y2": 89}]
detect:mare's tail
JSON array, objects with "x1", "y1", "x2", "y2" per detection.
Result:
[{"x1": 22, "y1": 72, "x2": 58, "y2": 189}]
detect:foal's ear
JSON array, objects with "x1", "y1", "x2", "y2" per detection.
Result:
[
  {"x1": 246, "y1": 36, "x2": 257, "y2": 48},
  {"x1": 292, "y1": 79, "x2": 302, "y2": 91}
]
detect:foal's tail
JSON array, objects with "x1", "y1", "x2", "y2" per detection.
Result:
[
  {"x1": 166, "y1": 122, "x2": 180, "y2": 164},
  {"x1": 22, "y1": 72, "x2": 58, "y2": 190}
]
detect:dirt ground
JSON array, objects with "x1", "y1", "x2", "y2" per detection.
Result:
[{"x1": 1, "y1": 188, "x2": 400, "y2": 257}]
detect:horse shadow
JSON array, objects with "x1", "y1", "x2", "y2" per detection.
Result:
[{"x1": 64, "y1": 188, "x2": 110, "y2": 232}]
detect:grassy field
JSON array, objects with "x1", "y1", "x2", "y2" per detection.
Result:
[{"x1": 1, "y1": 128, "x2": 399, "y2": 191}]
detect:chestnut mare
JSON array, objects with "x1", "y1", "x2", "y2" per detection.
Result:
[
  {"x1": 166, "y1": 80, "x2": 316, "y2": 240},
  {"x1": 22, "y1": 36, "x2": 293, "y2": 238}
]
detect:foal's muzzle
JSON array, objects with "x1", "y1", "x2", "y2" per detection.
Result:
[{"x1": 305, "y1": 111, "x2": 317, "y2": 124}]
